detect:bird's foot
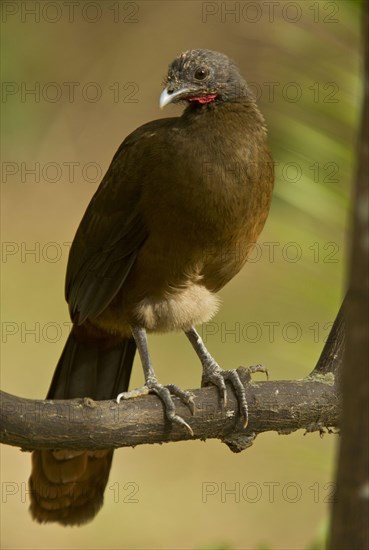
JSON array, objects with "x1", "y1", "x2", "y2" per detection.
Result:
[
  {"x1": 201, "y1": 361, "x2": 266, "y2": 429},
  {"x1": 117, "y1": 379, "x2": 195, "y2": 436}
]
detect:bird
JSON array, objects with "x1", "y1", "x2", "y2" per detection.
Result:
[{"x1": 29, "y1": 49, "x2": 274, "y2": 526}]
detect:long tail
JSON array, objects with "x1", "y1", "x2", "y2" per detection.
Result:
[{"x1": 29, "y1": 330, "x2": 136, "y2": 526}]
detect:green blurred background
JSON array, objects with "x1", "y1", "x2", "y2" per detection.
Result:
[{"x1": 0, "y1": 1, "x2": 362, "y2": 548}]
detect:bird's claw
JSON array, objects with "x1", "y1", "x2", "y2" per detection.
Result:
[
  {"x1": 202, "y1": 362, "x2": 249, "y2": 428},
  {"x1": 117, "y1": 380, "x2": 194, "y2": 436},
  {"x1": 165, "y1": 383, "x2": 196, "y2": 416}
]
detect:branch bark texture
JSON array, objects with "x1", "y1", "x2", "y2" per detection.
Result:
[{"x1": 1, "y1": 363, "x2": 339, "y2": 454}]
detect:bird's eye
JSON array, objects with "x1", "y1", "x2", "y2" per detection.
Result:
[{"x1": 194, "y1": 67, "x2": 208, "y2": 80}]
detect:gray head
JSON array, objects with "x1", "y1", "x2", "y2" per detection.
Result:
[{"x1": 160, "y1": 49, "x2": 252, "y2": 108}]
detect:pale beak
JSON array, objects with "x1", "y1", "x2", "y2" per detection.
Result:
[{"x1": 159, "y1": 86, "x2": 191, "y2": 109}]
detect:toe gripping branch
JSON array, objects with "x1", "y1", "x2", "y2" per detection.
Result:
[
  {"x1": 117, "y1": 326, "x2": 268, "y2": 436},
  {"x1": 117, "y1": 326, "x2": 195, "y2": 435}
]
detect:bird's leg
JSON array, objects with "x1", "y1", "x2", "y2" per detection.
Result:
[
  {"x1": 185, "y1": 326, "x2": 261, "y2": 428},
  {"x1": 117, "y1": 325, "x2": 195, "y2": 435}
]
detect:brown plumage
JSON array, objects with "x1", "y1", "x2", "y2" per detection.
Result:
[{"x1": 29, "y1": 49, "x2": 274, "y2": 525}]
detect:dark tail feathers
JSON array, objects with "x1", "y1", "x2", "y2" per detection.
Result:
[{"x1": 29, "y1": 331, "x2": 136, "y2": 526}]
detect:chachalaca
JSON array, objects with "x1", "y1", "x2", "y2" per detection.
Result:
[{"x1": 29, "y1": 49, "x2": 274, "y2": 525}]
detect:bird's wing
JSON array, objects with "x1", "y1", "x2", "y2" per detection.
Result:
[{"x1": 65, "y1": 131, "x2": 153, "y2": 325}]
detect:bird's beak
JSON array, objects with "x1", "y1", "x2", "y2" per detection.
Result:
[{"x1": 159, "y1": 86, "x2": 191, "y2": 109}]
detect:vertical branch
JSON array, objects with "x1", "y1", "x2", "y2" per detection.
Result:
[{"x1": 329, "y1": 2, "x2": 369, "y2": 548}]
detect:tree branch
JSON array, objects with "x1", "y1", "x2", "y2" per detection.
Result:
[
  {"x1": 328, "y1": 2, "x2": 369, "y2": 547},
  {"x1": 0, "y1": 377, "x2": 339, "y2": 453},
  {"x1": 0, "y1": 307, "x2": 342, "y2": 453}
]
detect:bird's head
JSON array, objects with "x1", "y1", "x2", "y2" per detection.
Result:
[{"x1": 160, "y1": 49, "x2": 251, "y2": 109}]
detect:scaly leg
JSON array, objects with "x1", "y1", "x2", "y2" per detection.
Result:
[
  {"x1": 117, "y1": 326, "x2": 195, "y2": 435},
  {"x1": 185, "y1": 326, "x2": 266, "y2": 428}
]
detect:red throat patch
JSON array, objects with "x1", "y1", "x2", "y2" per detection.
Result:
[{"x1": 188, "y1": 94, "x2": 218, "y2": 104}]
